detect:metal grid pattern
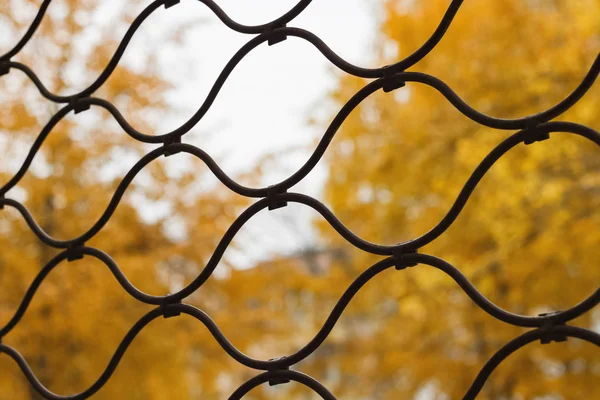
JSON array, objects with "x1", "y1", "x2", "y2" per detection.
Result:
[{"x1": 0, "y1": 0, "x2": 599, "y2": 398}]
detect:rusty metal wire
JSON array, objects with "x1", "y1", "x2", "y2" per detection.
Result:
[{"x1": 0, "y1": 0, "x2": 599, "y2": 398}]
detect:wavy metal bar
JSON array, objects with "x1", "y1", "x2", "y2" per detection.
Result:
[
  {"x1": 0, "y1": 105, "x2": 72, "y2": 196},
  {"x1": 0, "y1": 295, "x2": 373, "y2": 399},
  {"x1": 397, "y1": 121, "x2": 600, "y2": 250},
  {"x1": 5, "y1": 38, "x2": 598, "y2": 149},
  {"x1": 1, "y1": 6, "x2": 476, "y2": 149},
  {"x1": 3, "y1": 254, "x2": 596, "y2": 399},
  {"x1": 1, "y1": 0, "x2": 599, "y2": 398},
  {"x1": 3, "y1": 1, "x2": 163, "y2": 103},
  {"x1": 463, "y1": 326, "x2": 600, "y2": 399},
  {"x1": 0, "y1": 251, "x2": 394, "y2": 346},
  {"x1": 0, "y1": 0, "x2": 314, "y2": 102},
  {"x1": 0, "y1": 0, "x2": 462, "y2": 102},
  {"x1": 197, "y1": 0, "x2": 314, "y2": 34},
  {"x1": 4, "y1": 245, "x2": 597, "y2": 350},
  {"x1": 3, "y1": 56, "x2": 596, "y2": 200},
  {"x1": 0, "y1": 143, "x2": 264, "y2": 248},
  {"x1": 0, "y1": 73, "x2": 384, "y2": 193},
  {"x1": 2, "y1": 122, "x2": 597, "y2": 254},
  {"x1": 388, "y1": 0, "x2": 464, "y2": 73},
  {"x1": 405, "y1": 254, "x2": 600, "y2": 328},
  {"x1": 1, "y1": 307, "x2": 176, "y2": 400},
  {"x1": 4, "y1": 322, "x2": 597, "y2": 400},
  {"x1": 0, "y1": 0, "x2": 52, "y2": 62},
  {"x1": 228, "y1": 370, "x2": 336, "y2": 400},
  {"x1": 0, "y1": 305, "x2": 242, "y2": 400},
  {"x1": 395, "y1": 61, "x2": 600, "y2": 130},
  {"x1": 2, "y1": 62, "x2": 597, "y2": 198},
  {"x1": 0, "y1": 259, "x2": 396, "y2": 398}
]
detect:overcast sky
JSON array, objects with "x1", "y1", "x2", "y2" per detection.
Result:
[
  {"x1": 1, "y1": 0, "x2": 382, "y2": 267},
  {"x1": 134, "y1": 0, "x2": 382, "y2": 265}
]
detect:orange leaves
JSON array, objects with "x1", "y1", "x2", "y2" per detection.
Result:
[
  {"x1": 0, "y1": 103, "x2": 38, "y2": 131},
  {"x1": 0, "y1": 0, "x2": 227, "y2": 398},
  {"x1": 319, "y1": 0, "x2": 600, "y2": 398}
]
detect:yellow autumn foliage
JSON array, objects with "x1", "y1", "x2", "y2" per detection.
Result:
[
  {"x1": 0, "y1": 1, "x2": 243, "y2": 398},
  {"x1": 317, "y1": 0, "x2": 600, "y2": 398},
  {"x1": 1, "y1": 1, "x2": 599, "y2": 400}
]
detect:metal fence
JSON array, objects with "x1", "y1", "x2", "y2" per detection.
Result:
[{"x1": 0, "y1": 0, "x2": 599, "y2": 398}]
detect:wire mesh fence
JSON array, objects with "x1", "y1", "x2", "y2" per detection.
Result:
[{"x1": 0, "y1": 0, "x2": 599, "y2": 398}]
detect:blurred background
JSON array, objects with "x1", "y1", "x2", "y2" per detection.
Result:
[{"x1": 0, "y1": 0, "x2": 599, "y2": 399}]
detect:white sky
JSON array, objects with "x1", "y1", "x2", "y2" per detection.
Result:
[
  {"x1": 1, "y1": 0, "x2": 382, "y2": 267},
  {"x1": 131, "y1": 0, "x2": 382, "y2": 265}
]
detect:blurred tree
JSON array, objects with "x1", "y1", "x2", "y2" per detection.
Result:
[
  {"x1": 1, "y1": 0, "x2": 599, "y2": 400},
  {"x1": 315, "y1": 0, "x2": 600, "y2": 398},
  {"x1": 0, "y1": 1, "x2": 244, "y2": 399}
]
